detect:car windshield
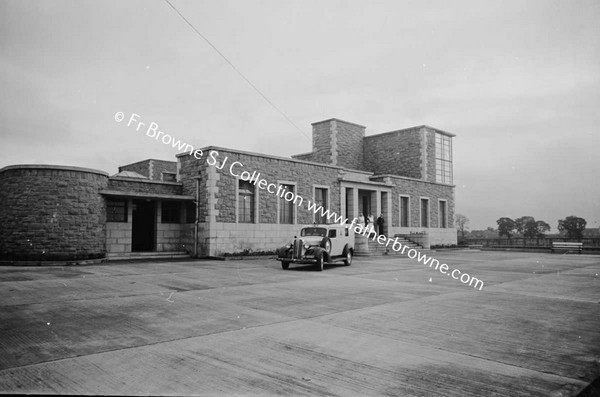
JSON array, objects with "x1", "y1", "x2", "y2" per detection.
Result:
[{"x1": 301, "y1": 227, "x2": 327, "y2": 237}]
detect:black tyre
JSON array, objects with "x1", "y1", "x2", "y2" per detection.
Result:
[
  {"x1": 320, "y1": 237, "x2": 332, "y2": 254},
  {"x1": 344, "y1": 250, "x2": 353, "y2": 266},
  {"x1": 316, "y1": 254, "x2": 324, "y2": 271},
  {"x1": 281, "y1": 261, "x2": 290, "y2": 270}
]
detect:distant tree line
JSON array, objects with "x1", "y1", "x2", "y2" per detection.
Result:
[{"x1": 454, "y1": 214, "x2": 588, "y2": 241}]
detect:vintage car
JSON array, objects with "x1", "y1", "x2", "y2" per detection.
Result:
[{"x1": 276, "y1": 224, "x2": 355, "y2": 271}]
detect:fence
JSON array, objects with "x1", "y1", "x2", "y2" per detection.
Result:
[{"x1": 464, "y1": 237, "x2": 600, "y2": 248}]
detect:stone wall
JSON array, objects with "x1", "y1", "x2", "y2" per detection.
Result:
[
  {"x1": 376, "y1": 174, "x2": 455, "y2": 232},
  {"x1": 426, "y1": 129, "x2": 437, "y2": 182},
  {"x1": 151, "y1": 159, "x2": 177, "y2": 181},
  {"x1": 335, "y1": 119, "x2": 365, "y2": 170},
  {"x1": 106, "y1": 221, "x2": 132, "y2": 253},
  {"x1": 364, "y1": 127, "x2": 423, "y2": 179},
  {"x1": 209, "y1": 223, "x2": 302, "y2": 256},
  {"x1": 309, "y1": 120, "x2": 332, "y2": 165},
  {"x1": 107, "y1": 178, "x2": 182, "y2": 196},
  {"x1": 202, "y1": 149, "x2": 342, "y2": 225},
  {"x1": 178, "y1": 147, "x2": 345, "y2": 256},
  {"x1": 0, "y1": 165, "x2": 108, "y2": 261},
  {"x1": 119, "y1": 159, "x2": 177, "y2": 180}
]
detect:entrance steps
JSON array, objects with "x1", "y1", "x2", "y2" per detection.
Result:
[
  {"x1": 354, "y1": 235, "x2": 425, "y2": 257},
  {"x1": 107, "y1": 251, "x2": 191, "y2": 261}
]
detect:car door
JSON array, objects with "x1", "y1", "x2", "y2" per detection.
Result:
[{"x1": 327, "y1": 228, "x2": 344, "y2": 255}]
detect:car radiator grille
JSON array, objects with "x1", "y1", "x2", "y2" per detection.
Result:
[{"x1": 294, "y1": 239, "x2": 303, "y2": 258}]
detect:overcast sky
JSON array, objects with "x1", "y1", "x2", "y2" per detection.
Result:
[{"x1": 1, "y1": 0, "x2": 599, "y2": 230}]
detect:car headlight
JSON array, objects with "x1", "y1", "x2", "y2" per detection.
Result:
[
  {"x1": 286, "y1": 243, "x2": 292, "y2": 249},
  {"x1": 303, "y1": 243, "x2": 310, "y2": 249}
]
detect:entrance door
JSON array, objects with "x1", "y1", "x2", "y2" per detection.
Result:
[{"x1": 132, "y1": 200, "x2": 155, "y2": 252}]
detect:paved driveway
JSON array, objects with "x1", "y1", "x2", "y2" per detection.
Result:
[{"x1": 1, "y1": 251, "x2": 599, "y2": 396}]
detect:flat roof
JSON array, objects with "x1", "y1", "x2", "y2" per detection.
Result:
[
  {"x1": 310, "y1": 118, "x2": 367, "y2": 128},
  {"x1": 99, "y1": 190, "x2": 194, "y2": 201},
  {"x1": 365, "y1": 125, "x2": 456, "y2": 139},
  {"x1": 0, "y1": 164, "x2": 108, "y2": 177}
]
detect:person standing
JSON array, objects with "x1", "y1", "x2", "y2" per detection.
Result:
[
  {"x1": 358, "y1": 213, "x2": 365, "y2": 230},
  {"x1": 367, "y1": 214, "x2": 375, "y2": 235},
  {"x1": 377, "y1": 213, "x2": 385, "y2": 236}
]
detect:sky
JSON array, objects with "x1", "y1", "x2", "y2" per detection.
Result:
[{"x1": 1, "y1": 0, "x2": 599, "y2": 231}]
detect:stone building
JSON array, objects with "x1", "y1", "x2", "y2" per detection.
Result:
[{"x1": 0, "y1": 118, "x2": 456, "y2": 262}]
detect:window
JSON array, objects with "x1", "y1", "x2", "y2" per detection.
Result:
[
  {"x1": 279, "y1": 184, "x2": 295, "y2": 224},
  {"x1": 185, "y1": 201, "x2": 196, "y2": 223},
  {"x1": 439, "y1": 200, "x2": 447, "y2": 228},
  {"x1": 238, "y1": 180, "x2": 255, "y2": 223},
  {"x1": 314, "y1": 187, "x2": 328, "y2": 224},
  {"x1": 161, "y1": 201, "x2": 180, "y2": 223},
  {"x1": 328, "y1": 229, "x2": 337, "y2": 238},
  {"x1": 435, "y1": 133, "x2": 453, "y2": 184},
  {"x1": 400, "y1": 196, "x2": 410, "y2": 227},
  {"x1": 420, "y1": 198, "x2": 429, "y2": 228},
  {"x1": 107, "y1": 199, "x2": 127, "y2": 222},
  {"x1": 301, "y1": 227, "x2": 327, "y2": 237},
  {"x1": 162, "y1": 172, "x2": 177, "y2": 182}
]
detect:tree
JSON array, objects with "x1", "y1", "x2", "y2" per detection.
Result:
[
  {"x1": 522, "y1": 219, "x2": 551, "y2": 238},
  {"x1": 515, "y1": 216, "x2": 535, "y2": 235},
  {"x1": 496, "y1": 217, "x2": 516, "y2": 238},
  {"x1": 534, "y1": 220, "x2": 551, "y2": 238},
  {"x1": 455, "y1": 214, "x2": 469, "y2": 241},
  {"x1": 557, "y1": 216, "x2": 587, "y2": 240}
]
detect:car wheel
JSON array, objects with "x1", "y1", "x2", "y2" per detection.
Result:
[
  {"x1": 320, "y1": 237, "x2": 332, "y2": 254},
  {"x1": 344, "y1": 250, "x2": 352, "y2": 266},
  {"x1": 316, "y1": 254, "x2": 324, "y2": 271},
  {"x1": 281, "y1": 261, "x2": 290, "y2": 270}
]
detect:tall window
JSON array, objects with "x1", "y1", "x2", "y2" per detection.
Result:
[
  {"x1": 439, "y1": 200, "x2": 447, "y2": 228},
  {"x1": 279, "y1": 184, "x2": 295, "y2": 224},
  {"x1": 400, "y1": 196, "x2": 409, "y2": 227},
  {"x1": 238, "y1": 180, "x2": 254, "y2": 223},
  {"x1": 315, "y1": 187, "x2": 328, "y2": 224},
  {"x1": 420, "y1": 198, "x2": 429, "y2": 228},
  {"x1": 435, "y1": 133, "x2": 453, "y2": 184},
  {"x1": 107, "y1": 199, "x2": 127, "y2": 222},
  {"x1": 238, "y1": 180, "x2": 255, "y2": 223},
  {"x1": 161, "y1": 201, "x2": 180, "y2": 223}
]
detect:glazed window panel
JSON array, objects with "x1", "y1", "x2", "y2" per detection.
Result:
[
  {"x1": 439, "y1": 200, "x2": 447, "y2": 228},
  {"x1": 185, "y1": 201, "x2": 196, "y2": 223},
  {"x1": 279, "y1": 184, "x2": 295, "y2": 224},
  {"x1": 435, "y1": 133, "x2": 453, "y2": 184},
  {"x1": 161, "y1": 201, "x2": 181, "y2": 223},
  {"x1": 315, "y1": 187, "x2": 328, "y2": 224},
  {"x1": 420, "y1": 198, "x2": 429, "y2": 228},
  {"x1": 400, "y1": 196, "x2": 409, "y2": 227},
  {"x1": 107, "y1": 199, "x2": 127, "y2": 222},
  {"x1": 238, "y1": 180, "x2": 255, "y2": 223}
]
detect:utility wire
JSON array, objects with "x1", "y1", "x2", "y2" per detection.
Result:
[{"x1": 164, "y1": 0, "x2": 310, "y2": 140}]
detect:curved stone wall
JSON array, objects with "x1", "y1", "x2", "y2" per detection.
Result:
[{"x1": 0, "y1": 165, "x2": 109, "y2": 261}]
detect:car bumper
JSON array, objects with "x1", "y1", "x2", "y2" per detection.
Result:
[{"x1": 276, "y1": 257, "x2": 317, "y2": 264}]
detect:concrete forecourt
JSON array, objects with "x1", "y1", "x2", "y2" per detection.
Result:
[{"x1": 1, "y1": 251, "x2": 599, "y2": 396}]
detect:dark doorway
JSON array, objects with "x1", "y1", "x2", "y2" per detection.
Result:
[
  {"x1": 359, "y1": 190, "x2": 372, "y2": 218},
  {"x1": 132, "y1": 200, "x2": 155, "y2": 252}
]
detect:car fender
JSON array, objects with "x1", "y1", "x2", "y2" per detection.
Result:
[
  {"x1": 342, "y1": 244, "x2": 353, "y2": 256},
  {"x1": 312, "y1": 247, "x2": 329, "y2": 262}
]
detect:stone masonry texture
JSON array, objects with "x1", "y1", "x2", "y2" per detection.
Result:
[
  {"x1": 119, "y1": 159, "x2": 176, "y2": 180},
  {"x1": 107, "y1": 178, "x2": 182, "y2": 196},
  {"x1": 335, "y1": 120, "x2": 365, "y2": 170},
  {"x1": 363, "y1": 127, "x2": 423, "y2": 179},
  {"x1": 182, "y1": 148, "x2": 343, "y2": 225},
  {"x1": 0, "y1": 166, "x2": 108, "y2": 261}
]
